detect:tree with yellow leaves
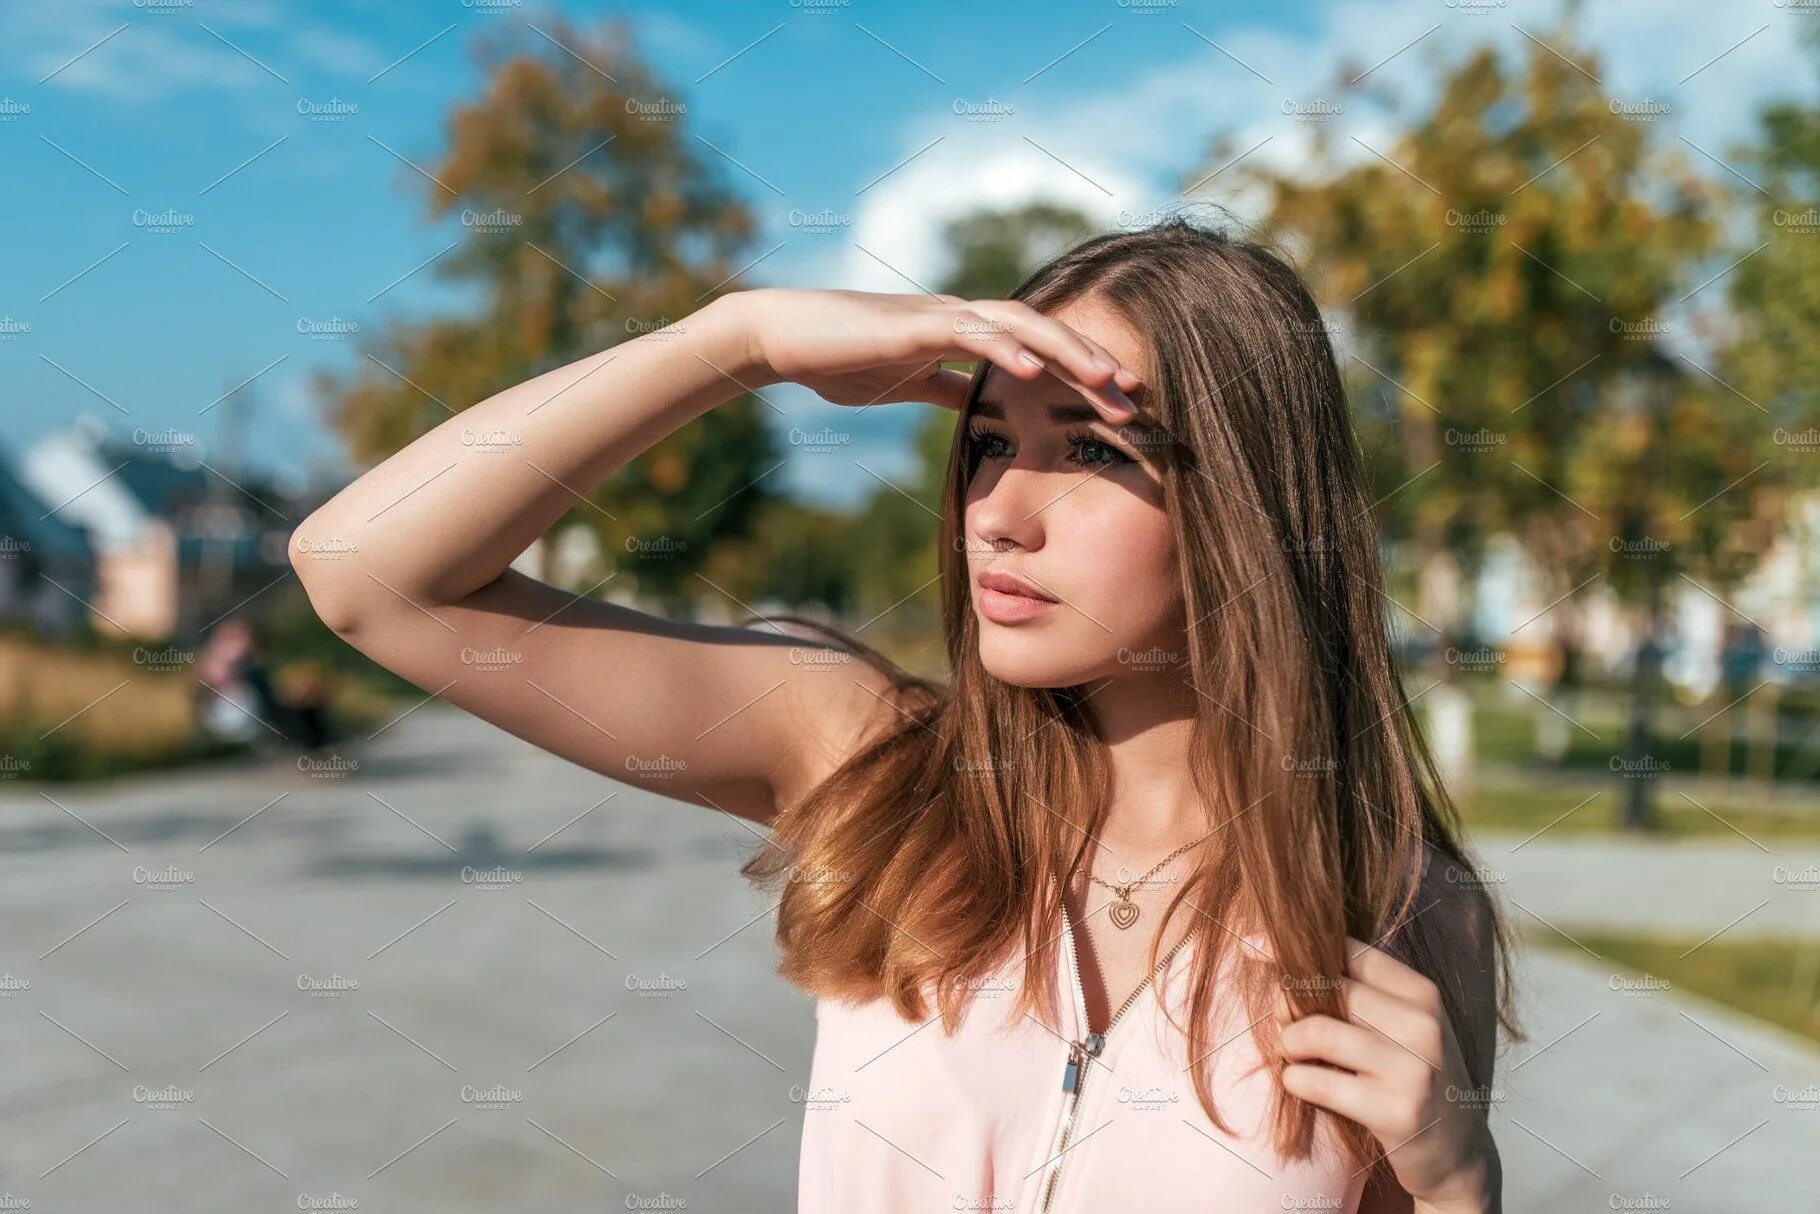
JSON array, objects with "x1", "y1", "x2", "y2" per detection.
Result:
[{"x1": 318, "y1": 19, "x2": 777, "y2": 608}]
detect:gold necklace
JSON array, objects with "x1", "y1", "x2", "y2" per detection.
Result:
[{"x1": 1084, "y1": 829, "x2": 1217, "y2": 930}]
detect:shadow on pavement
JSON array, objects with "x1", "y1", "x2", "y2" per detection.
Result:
[{"x1": 307, "y1": 822, "x2": 657, "y2": 881}]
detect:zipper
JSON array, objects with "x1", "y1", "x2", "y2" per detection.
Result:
[{"x1": 1036, "y1": 902, "x2": 1192, "y2": 1213}]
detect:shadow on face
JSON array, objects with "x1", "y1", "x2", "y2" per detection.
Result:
[{"x1": 960, "y1": 296, "x2": 1186, "y2": 689}]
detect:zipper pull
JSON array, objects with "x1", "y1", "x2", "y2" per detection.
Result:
[{"x1": 1060, "y1": 1033, "x2": 1105, "y2": 1093}]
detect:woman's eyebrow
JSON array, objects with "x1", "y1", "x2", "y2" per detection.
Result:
[
  {"x1": 975, "y1": 398, "x2": 1157, "y2": 442},
  {"x1": 1047, "y1": 402, "x2": 1099, "y2": 424}
]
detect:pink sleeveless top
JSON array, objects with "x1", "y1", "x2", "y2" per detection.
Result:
[{"x1": 796, "y1": 903, "x2": 1367, "y2": 1211}]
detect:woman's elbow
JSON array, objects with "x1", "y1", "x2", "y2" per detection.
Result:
[{"x1": 288, "y1": 518, "x2": 366, "y2": 635}]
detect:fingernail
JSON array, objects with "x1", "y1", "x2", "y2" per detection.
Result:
[
  {"x1": 1114, "y1": 366, "x2": 1144, "y2": 392},
  {"x1": 1093, "y1": 354, "x2": 1118, "y2": 374}
]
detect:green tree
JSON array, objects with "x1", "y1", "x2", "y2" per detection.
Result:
[
  {"x1": 935, "y1": 203, "x2": 1097, "y2": 300},
  {"x1": 318, "y1": 18, "x2": 777, "y2": 605},
  {"x1": 1724, "y1": 29, "x2": 1820, "y2": 498},
  {"x1": 1228, "y1": 26, "x2": 1790, "y2": 826}
]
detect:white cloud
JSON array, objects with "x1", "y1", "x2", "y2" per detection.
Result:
[
  {"x1": 22, "y1": 15, "x2": 268, "y2": 98},
  {"x1": 6, "y1": 4, "x2": 390, "y2": 100},
  {"x1": 780, "y1": 0, "x2": 1815, "y2": 295},
  {"x1": 761, "y1": 0, "x2": 1817, "y2": 507},
  {"x1": 837, "y1": 133, "x2": 1148, "y2": 293}
]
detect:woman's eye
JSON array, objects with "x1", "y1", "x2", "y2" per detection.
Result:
[
  {"x1": 967, "y1": 430, "x2": 1012, "y2": 461},
  {"x1": 1067, "y1": 436, "x2": 1129, "y2": 467},
  {"x1": 968, "y1": 428, "x2": 1131, "y2": 471}
]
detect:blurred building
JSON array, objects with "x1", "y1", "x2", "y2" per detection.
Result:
[
  {"x1": 15, "y1": 416, "x2": 298, "y2": 642},
  {"x1": 0, "y1": 441, "x2": 97, "y2": 636},
  {"x1": 1469, "y1": 503, "x2": 1820, "y2": 700}
]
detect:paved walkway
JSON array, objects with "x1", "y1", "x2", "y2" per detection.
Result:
[
  {"x1": 1, "y1": 709, "x2": 807, "y2": 1211},
  {"x1": 1473, "y1": 834, "x2": 1820, "y2": 937},
  {"x1": 1471, "y1": 829, "x2": 1820, "y2": 1207},
  {"x1": 1494, "y1": 949, "x2": 1819, "y2": 1209},
  {"x1": 0, "y1": 706, "x2": 1813, "y2": 1210}
]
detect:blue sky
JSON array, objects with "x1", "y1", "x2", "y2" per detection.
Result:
[{"x1": 1, "y1": 0, "x2": 1811, "y2": 507}]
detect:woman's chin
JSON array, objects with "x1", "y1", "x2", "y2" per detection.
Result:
[{"x1": 977, "y1": 647, "x2": 1107, "y2": 690}]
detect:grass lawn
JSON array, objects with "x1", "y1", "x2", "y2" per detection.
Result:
[
  {"x1": 1459, "y1": 780, "x2": 1820, "y2": 841},
  {"x1": 1472, "y1": 695, "x2": 1820, "y2": 784},
  {"x1": 1526, "y1": 927, "x2": 1820, "y2": 1046}
]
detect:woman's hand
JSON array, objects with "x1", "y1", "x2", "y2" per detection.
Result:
[
  {"x1": 724, "y1": 287, "x2": 1142, "y2": 418},
  {"x1": 1276, "y1": 937, "x2": 1499, "y2": 1214}
]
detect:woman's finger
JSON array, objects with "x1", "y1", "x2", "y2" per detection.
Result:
[
  {"x1": 1037, "y1": 360, "x2": 1141, "y2": 424},
  {"x1": 854, "y1": 359, "x2": 978, "y2": 411},
  {"x1": 920, "y1": 365, "x2": 977, "y2": 411},
  {"x1": 1280, "y1": 1013, "x2": 1386, "y2": 1076},
  {"x1": 1336, "y1": 977, "x2": 1445, "y2": 1072},
  {"x1": 1280, "y1": 1062, "x2": 1377, "y2": 1128},
  {"x1": 1345, "y1": 935, "x2": 1442, "y2": 1008},
  {"x1": 929, "y1": 310, "x2": 1049, "y2": 383},
  {"x1": 1006, "y1": 302, "x2": 1146, "y2": 394},
  {"x1": 939, "y1": 298, "x2": 1135, "y2": 422},
  {"x1": 937, "y1": 320, "x2": 1138, "y2": 421},
  {"x1": 973, "y1": 299, "x2": 1136, "y2": 390}
]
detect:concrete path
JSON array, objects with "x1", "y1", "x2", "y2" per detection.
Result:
[
  {"x1": 1494, "y1": 948, "x2": 1819, "y2": 1210},
  {"x1": 0, "y1": 705, "x2": 1813, "y2": 1211},
  {"x1": 1472, "y1": 830, "x2": 1820, "y2": 1207},
  {"x1": 1474, "y1": 834, "x2": 1820, "y2": 937},
  {"x1": 1, "y1": 707, "x2": 807, "y2": 1212}
]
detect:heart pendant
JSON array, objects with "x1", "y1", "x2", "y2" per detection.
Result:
[{"x1": 1109, "y1": 899, "x2": 1139, "y2": 930}]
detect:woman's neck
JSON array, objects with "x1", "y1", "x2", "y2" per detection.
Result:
[{"x1": 1080, "y1": 672, "x2": 1208, "y2": 859}]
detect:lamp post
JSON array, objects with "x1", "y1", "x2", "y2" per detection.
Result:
[{"x1": 1621, "y1": 349, "x2": 1676, "y2": 833}]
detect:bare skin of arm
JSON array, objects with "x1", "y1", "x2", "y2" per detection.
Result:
[{"x1": 289, "y1": 288, "x2": 1141, "y2": 826}]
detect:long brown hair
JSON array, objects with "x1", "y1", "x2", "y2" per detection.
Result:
[{"x1": 741, "y1": 215, "x2": 1518, "y2": 1175}]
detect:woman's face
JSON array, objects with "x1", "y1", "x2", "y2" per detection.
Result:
[{"x1": 961, "y1": 296, "x2": 1184, "y2": 688}]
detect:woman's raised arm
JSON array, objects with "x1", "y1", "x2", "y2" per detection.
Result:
[{"x1": 288, "y1": 288, "x2": 1141, "y2": 824}]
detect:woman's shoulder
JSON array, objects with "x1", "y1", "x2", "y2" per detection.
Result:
[
  {"x1": 765, "y1": 621, "x2": 945, "y2": 809},
  {"x1": 1396, "y1": 838, "x2": 1505, "y2": 1086},
  {"x1": 1410, "y1": 839, "x2": 1498, "y2": 959}
]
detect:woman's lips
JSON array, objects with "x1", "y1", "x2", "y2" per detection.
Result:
[
  {"x1": 976, "y1": 570, "x2": 1059, "y2": 625},
  {"x1": 979, "y1": 588, "x2": 1057, "y2": 623}
]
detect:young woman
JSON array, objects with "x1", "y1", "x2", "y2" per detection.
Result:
[{"x1": 291, "y1": 217, "x2": 1515, "y2": 1212}]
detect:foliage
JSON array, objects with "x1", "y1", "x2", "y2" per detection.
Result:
[
  {"x1": 316, "y1": 18, "x2": 777, "y2": 603},
  {"x1": 1235, "y1": 28, "x2": 1761, "y2": 627},
  {"x1": 1721, "y1": 29, "x2": 1820, "y2": 582}
]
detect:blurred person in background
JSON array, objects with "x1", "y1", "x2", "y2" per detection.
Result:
[
  {"x1": 196, "y1": 616, "x2": 335, "y2": 753},
  {"x1": 194, "y1": 616, "x2": 281, "y2": 747},
  {"x1": 273, "y1": 657, "x2": 333, "y2": 753}
]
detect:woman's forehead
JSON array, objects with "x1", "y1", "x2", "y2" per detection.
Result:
[
  {"x1": 1047, "y1": 296, "x2": 1151, "y2": 375},
  {"x1": 962, "y1": 296, "x2": 1155, "y2": 421}
]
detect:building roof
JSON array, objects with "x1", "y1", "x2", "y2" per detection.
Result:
[
  {"x1": 19, "y1": 418, "x2": 292, "y2": 557},
  {"x1": 0, "y1": 440, "x2": 94, "y2": 563}
]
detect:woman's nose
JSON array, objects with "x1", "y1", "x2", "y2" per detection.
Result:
[{"x1": 966, "y1": 466, "x2": 1048, "y2": 552}]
